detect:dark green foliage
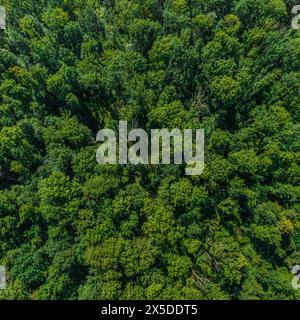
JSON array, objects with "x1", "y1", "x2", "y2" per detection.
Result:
[{"x1": 0, "y1": 0, "x2": 300, "y2": 300}]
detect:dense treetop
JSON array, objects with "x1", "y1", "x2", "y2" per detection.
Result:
[{"x1": 0, "y1": 0, "x2": 300, "y2": 300}]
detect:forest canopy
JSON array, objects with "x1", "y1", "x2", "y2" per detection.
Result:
[{"x1": 0, "y1": 0, "x2": 300, "y2": 300}]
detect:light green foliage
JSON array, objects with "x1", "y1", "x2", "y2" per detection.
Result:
[{"x1": 0, "y1": 0, "x2": 299, "y2": 301}]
